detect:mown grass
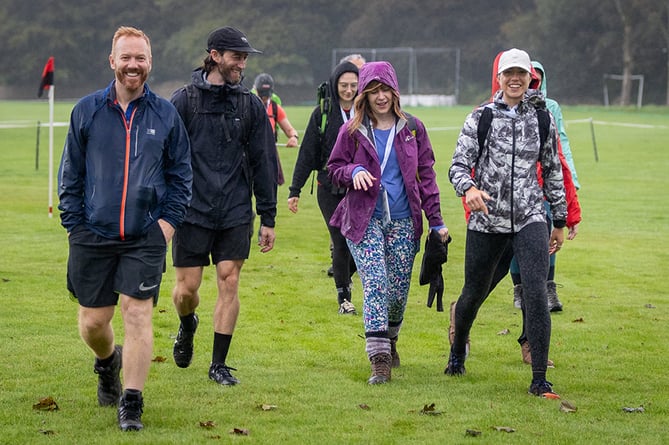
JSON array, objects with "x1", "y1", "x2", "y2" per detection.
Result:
[{"x1": 0, "y1": 100, "x2": 668, "y2": 444}]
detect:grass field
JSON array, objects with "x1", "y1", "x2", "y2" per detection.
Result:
[{"x1": 0, "y1": 100, "x2": 668, "y2": 444}]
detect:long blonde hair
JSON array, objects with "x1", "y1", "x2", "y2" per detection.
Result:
[{"x1": 347, "y1": 81, "x2": 405, "y2": 135}]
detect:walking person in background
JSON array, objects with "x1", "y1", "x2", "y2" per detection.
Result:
[
  {"x1": 288, "y1": 61, "x2": 360, "y2": 315},
  {"x1": 253, "y1": 73, "x2": 299, "y2": 185},
  {"x1": 169, "y1": 26, "x2": 277, "y2": 386},
  {"x1": 448, "y1": 48, "x2": 567, "y2": 398},
  {"x1": 510, "y1": 60, "x2": 581, "y2": 312},
  {"x1": 328, "y1": 61, "x2": 448, "y2": 384},
  {"x1": 340, "y1": 53, "x2": 366, "y2": 68},
  {"x1": 58, "y1": 26, "x2": 192, "y2": 431}
]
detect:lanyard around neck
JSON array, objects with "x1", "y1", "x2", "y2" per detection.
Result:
[{"x1": 373, "y1": 124, "x2": 395, "y2": 174}]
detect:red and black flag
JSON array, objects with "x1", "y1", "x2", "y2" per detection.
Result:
[{"x1": 38, "y1": 57, "x2": 54, "y2": 98}]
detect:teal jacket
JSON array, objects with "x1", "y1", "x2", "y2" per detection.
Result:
[{"x1": 532, "y1": 61, "x2": 580, "y2": 189}]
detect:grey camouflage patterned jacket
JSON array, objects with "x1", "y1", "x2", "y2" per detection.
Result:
[{"x1": 449, "y1": 90, "x2": 567, "y2": 234}]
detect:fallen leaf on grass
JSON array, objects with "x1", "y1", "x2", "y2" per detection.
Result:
[
  {"x1": 497, "y1": 329, "x2": 510, "y2": 335},
  {"x1": 229, "y1": 428, "x2": 250, "y2": 435},
  {"x1": 465, "y1": 429, "x2": 482, "y2": 437},
  {"x1": 572, "y1": 317, "x2": 584, "y2": 323},
  {"x1": 152, "y1": 356, "x2": 167, "y2": 362},
  {"x1": 358, "y1": 404, "x2": 370, "y2": 410},
  {"x1": 644, "y1": 304, "x2": 656, "y2": 309},
  {"x1": 560, "y1": 400, "x2": 578, "y2": 413},
  {"x1": 420, "y1": 403, "x2": 442, "y2": 415},
  {"x1": 259, "y1": 404, "x2": 277, "y2": 411},
  {"x1": 2, "y1": 278, "x2": 9, "y2": 282},
  {"x1": 32, "y1": 396, "x2": 59, "y2": 411},
  {"x1": 199, "y1": 420, "x2": 216, "y2": 429},
  {"x1": 158, "y1": 308, "x2": 167, "y2": 313},
  {"x1": 622, "y1": 406, "x2": 645, "y2": 413},
  {"x1": 38, "y1": 429, "x2": 56, "y2": 435},
  {"x1": 492, "y1": 426, "x2": 515, "y2": 433}
]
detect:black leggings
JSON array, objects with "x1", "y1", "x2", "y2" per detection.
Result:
[
  {"x1": 453, "y1": 222, "x2": 551, "y2": 374},
  {"x1": 317, "y1": 184, "x2": 356, "y2": 290}
]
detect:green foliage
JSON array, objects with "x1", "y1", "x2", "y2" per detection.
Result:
[
  {"x1": 1, "y1": 1, "x2": 667, "y2": 104},
  {"x1": 0, "y1": 102, "x2": 668, "y2": 443}
]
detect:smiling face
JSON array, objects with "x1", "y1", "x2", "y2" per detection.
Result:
[
  {"x1": 109, "y1": 35, "x2": 152, "y2": 95},
  {"x1": 210, "y1": 50, "x2": 248, "y2": 85},
  {"x1": 366, "y1": 82, "x2": 394, "y2": 119},
  {"x1": 497, "y1": 67, "x2": 531, "y2": 107},
  {"x1": 337, "y1": 72, "x2": 358, "y2": 108}
]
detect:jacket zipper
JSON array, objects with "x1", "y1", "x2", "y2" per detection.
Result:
[{"x1": 119, "y1": 108, "x2": 137, "y2": 240}]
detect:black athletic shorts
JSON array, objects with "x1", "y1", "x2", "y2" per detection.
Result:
[
  {"x1": 171, "y1": 223, "x2": 251, "y2": 267},
  {"x1": 66, "y1": 223, "x2": 168, "y2": 307}
]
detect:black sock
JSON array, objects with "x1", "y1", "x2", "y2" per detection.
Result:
[
  {"x1": 123, "y1": 388, "x2": 142, "y2": 401},
  {"x1": 179, "y1": 312, "x2": 197, "y2": 331},
  {"x1": 95, "y1": 350, "x2": 116, "y2": 368},
  {"x1": 212, "y1": 333, "x2": 232, "y2": 365}
]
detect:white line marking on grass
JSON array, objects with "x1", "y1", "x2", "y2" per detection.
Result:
[{"x1": 566, "y1": 119, "x2": 668, "y2": 129}]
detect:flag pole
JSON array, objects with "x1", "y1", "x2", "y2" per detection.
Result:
[{"x1": 48, "y1": 85, "x2": 55, "y2": 218}]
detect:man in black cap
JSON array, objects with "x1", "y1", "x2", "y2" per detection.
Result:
[{"x1": 169, "y1": 27, "x2": 277, "y2": 385}]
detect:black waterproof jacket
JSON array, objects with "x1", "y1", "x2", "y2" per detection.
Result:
[{"x1": 171, "y1": 69, "x2": 277, "y2": 229}]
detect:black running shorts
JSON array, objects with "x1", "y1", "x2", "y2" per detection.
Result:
[
  {"x1": 171, "y1": 223, "x2": 251, "y2": 267},
  {"x1": 66, "y1": 224, "x2": 167, "y2": 307}
]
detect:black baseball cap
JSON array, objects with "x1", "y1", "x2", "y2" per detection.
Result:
[{"x1": 207, "y1": 27, "x2": 262, "y2": 54}]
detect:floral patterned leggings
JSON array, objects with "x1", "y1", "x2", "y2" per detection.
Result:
[{"x1": 346, "y1": 217, "x2": 418, "y2": 334}]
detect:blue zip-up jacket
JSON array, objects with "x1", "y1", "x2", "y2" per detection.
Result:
[{"x1": 58, "y1": 81, "x2": 193, "y2": 240}]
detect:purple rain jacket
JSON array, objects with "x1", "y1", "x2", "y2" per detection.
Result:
[{"x1": 327, "y1": 61, "x2": 445, "y2": 244}]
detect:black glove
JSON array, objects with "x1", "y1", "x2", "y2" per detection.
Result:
[
  {"x1": 426, "y1": 269, "x2": 444, "y2": 312},
  {"x1": 419, "y1": 230, "x2": 451, "y2": 311}
]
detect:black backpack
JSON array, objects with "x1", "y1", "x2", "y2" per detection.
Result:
[{"x1": 477, "y1": 105, "x2": 550, "y2": 153}]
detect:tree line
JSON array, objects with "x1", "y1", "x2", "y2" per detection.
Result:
[{"x1": 1, "y1": 0, "x2": 667, "y2": 105}]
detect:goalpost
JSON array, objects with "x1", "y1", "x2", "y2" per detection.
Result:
[
  {"x1": 332, "y1": 47, "x2": 460, "y2": 106},
  {"x1": 603, "y1": 74, "x2": 645, "y2": 108}
]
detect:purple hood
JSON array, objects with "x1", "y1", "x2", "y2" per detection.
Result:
[{"x1": 358, "y1": 61, "x2": 399, "y2": 94}]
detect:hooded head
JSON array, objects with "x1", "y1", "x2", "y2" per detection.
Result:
[
  {"x1": 328, "y1": 61, "x2": 359, "y2": 105},
  {"x1": 531, "y1": 60, "x2": 548, "y2": 96},
  {"x1": 358, "y1": 61, "x2": 399, "y2": 95}
]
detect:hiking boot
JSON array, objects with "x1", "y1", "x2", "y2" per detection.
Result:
[
  {"x1": 390, "y1": 337, "x2": 400, "y2": 368},
  {"x1": 448, "y1": 301, "x2": 470, "y2": 357},
  {"x1": 94, "y1": 345, "x2": 122, "y2": 406},
  {"x1": 513, "y1": 284, "x2": 523, "y2": 309},
  {"x1": 118, "y1": 391, "x2": 144, "y2": 431},
  {"x1": 338, "y1": 300, "x2": 357, "y2": 315},
  {"x1": 520, "y1": 340, "x2": 554, "y2": 368},
  {"x1": 547, "y1": 281, "x2": 563, "y2": 312},
  {"x1": 368, "y1": 353, "x2": 392, "y2": 385},
  {"x1": 444, "y1": 350, "x2": 466, "y2": 376},
  {"x1": 173, "y1": 314, "x2": 199, "y2": 368},
  {"x1": 528, "y1": 379, "x2": 560, "y2": 399},
  {"x1": 209, "y1": 363, "x2": 239, "y2": 386}
]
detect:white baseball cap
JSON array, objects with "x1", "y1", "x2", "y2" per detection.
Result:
[{"x1": 497, "y1": 48, "x2": 532, "y2": 74}]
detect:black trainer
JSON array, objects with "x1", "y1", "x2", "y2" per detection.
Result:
[
  {"x1": 118, "y1": 391, "x2": 144, "y2": 431},
  {"x1": 173, "y1": 314, "x2": 198, "y2": 368},
  {"x1": 444, "y1": 350, "x2": 466, "y2": 376},
  {"x1": 209, "y1": 363, "x2": 239, "y2": 385},
  {"x1": 528, "y1": 379, "x2": 560, "y2": 399},
  {"x1": 94, "y1": 345, "x2": 122, "y2": 406}
]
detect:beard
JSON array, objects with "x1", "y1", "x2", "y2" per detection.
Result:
[
  {"x1": 115, "y1": 68, "x2": 149, "y2": 92},
  {"x1": 217, "y1": 63, "x2": 243, "y2": 85}
]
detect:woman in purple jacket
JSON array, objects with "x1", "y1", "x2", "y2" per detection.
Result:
[{"x1": 328, "y1": 61, "x2": 449, "y2": 384}]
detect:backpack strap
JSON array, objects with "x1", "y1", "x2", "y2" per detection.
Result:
[
  {"x1": 477, "y1": 106, "x2": 493, "y2": 154},
  {"x1": 536, "y1": 107, "x2": 550, "y2": 148},
  {"x1": 270, "y1": 100, "x2": 279, "y2": 142}
]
